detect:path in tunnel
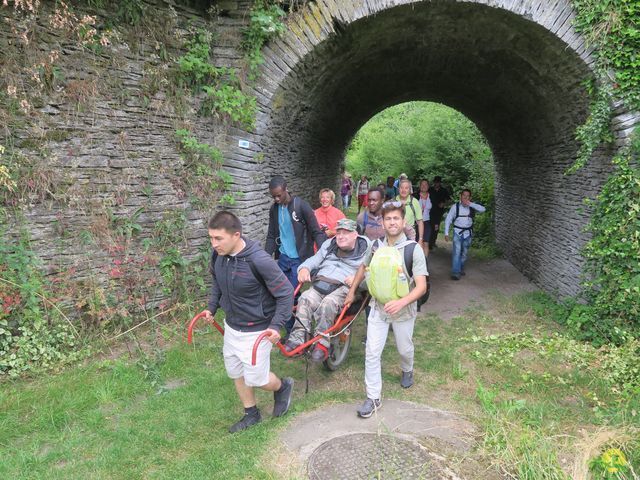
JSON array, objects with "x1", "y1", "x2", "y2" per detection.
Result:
[{"x1": 423, "y1": 242, "x2": 537, "y2": 321}]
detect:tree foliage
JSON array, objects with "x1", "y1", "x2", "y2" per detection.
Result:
[
  {"x1": 346, "y1": 102, "x2": 494, "y2": 204},
  {"x1": 346, "y1": 102, "x2": 495, "y2": 242}
]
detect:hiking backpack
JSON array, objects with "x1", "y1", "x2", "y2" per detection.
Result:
[
  {"x1": 367, "y1": 239, "x2": 418, "y2": 304},
  {"x1": 453, "y1": 202, "x2": 476, "y2": 232}
]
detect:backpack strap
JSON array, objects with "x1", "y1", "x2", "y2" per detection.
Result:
[
  {"x1": 210, "y1": 250, "x2": 267, "y2": 290},
  {"x1": 453, "y1": 202, "x2": 474, "y2": 232},
  {"x1": 357, "y1": 211, "x2": 368, "y2": 235},
  {"x1": 292, "y1": 196, "x2": 307, "y2": 227},
  {"x1": 403, "y1": 242, "x2": 416, "y2": 279},
  {"x1": 407, "y1": 198, "x2": 417, "y2": 223},
  {"x1": 373, "y1": 237, "x2": 417, "y2": 279}
]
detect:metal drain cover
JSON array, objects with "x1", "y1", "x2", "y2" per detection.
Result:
[{"x1": 307, "y1": 433, "x2": 434, "y2": 479}]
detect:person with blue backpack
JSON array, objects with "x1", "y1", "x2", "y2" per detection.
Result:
[
  {"x1": 444, "y1": 189, "x2": 486, "y2": 280},
  {"x1": 345, "y1": 201, "x2": 428, "y2": 418}
]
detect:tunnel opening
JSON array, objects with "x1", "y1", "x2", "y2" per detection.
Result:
[
  {"x1": 344, "y1": 100, "x2": 496, "y2": 246},
  {"x1": 241, "y1": 0, "x2": 613, "y2": 296}
]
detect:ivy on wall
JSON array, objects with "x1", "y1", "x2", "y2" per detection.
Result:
[{"x1": 567, "y1": 0, "x2": 640, "y2": 343}]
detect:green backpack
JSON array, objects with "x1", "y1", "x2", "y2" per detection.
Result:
[{"x1": 367, "y1": 239, "x2": 415, "y2": 304}]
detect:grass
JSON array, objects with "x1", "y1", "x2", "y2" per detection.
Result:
[{"x1": 1, "y1": 290, "x2": 638, "y2": 478}]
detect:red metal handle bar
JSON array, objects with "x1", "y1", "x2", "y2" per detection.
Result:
[
  {"x1": 251, "y1": 299, "x2": 358, "y2": 366},
  {"x1": 187, "y1": 311, "x2": 224, "y2": 344}
]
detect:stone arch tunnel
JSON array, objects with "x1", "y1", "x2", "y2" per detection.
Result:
[{"x1": 225, "y1": 0, "x2": 636, "y2": 298}]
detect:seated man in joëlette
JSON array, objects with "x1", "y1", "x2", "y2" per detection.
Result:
[{"x1": 284, "y1": 219, "x2": 371, "y2": 362}]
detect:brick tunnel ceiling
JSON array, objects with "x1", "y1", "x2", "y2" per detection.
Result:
[{"x1": 267, "y1": 2, "x2": 592, "y2": 156}]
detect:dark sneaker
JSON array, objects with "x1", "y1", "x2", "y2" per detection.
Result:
[
  {"x1": 357, "y1": 398, "x2": 381, "y2": 418},
  {"x1": 273, "y1": 377, "x2": 294, "y2": 417},
  {"x1": 229, "y1": 410, "x2": 261, "y2": 433},
  {"x1": 401, "y1": 370, "x2": 414, "y2": 388},
  {"x1": 460, "y1": 270, "x2": 466, "y2": 276},
  {"x1": 310, "y1": 344, "x2": 328, "y2": 363},
  {"x1": 451, "y1": 274, "x2": 460, "y2": 281}
]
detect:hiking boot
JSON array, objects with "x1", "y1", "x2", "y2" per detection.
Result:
[
  {"x1": 357, "y1": 398, "x2": 381, "y2": 418},
  {"x1": 229, "y1": 409, "x2": 261, "y2": 433},
  {"x1": 273, "y1": 377, "x2": 294, "y2": 417},
  {"x1": 311, "y1": 344, "x2": 328, "y2": 363},
  {"x1": 401, "y1": 370, "x2": 414, "y2": 388}
]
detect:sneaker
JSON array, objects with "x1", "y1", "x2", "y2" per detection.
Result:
[
  {"x1": 357, "y1": 398, "x2": 381, "y2": 418},
  {"x1": 401, "y1": 370, "x2": 414, "y2": 388},
  {"x1": 229, "y1": 409, "x2": 261, "y2": 433},
  {"x1": 451, "y1": 274, "x2": 460, "y2": 281},
  {"x1": 273, "y1": 377, "x2": 294, "y2": 417},
  {"x1": 311, "y1": 344, "x2": 328, "y2": 363}
]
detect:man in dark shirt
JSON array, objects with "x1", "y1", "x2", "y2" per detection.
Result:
[
  {"x1": 204, "y1": 211, "x2": 295, "y2": 433},
  {"x1": 265, "y1": 176, "x2": 327, "y2": 290}
]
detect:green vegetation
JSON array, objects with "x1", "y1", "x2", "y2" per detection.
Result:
[
  {"x1": 1, "y1": 290, "x2": 638, "y2": 478},
  {"x1": 0, "y1": 231, "x2": 87, "y2": 377},
  {"x1": 578, "y1": 142, "x2": 640, "y2": 345},
  {"x1": 241, "y1": 0, "x2": 287, "y2": 80},
  {"x1": 346, "y1": 101, "x2": 495, "y2": 244},
  {"x1": 572, "y1": 0, "x2": 640, "y2": 111},
  {"x1": 564, "y1": 1, "x2": 640, "y2": 345},
  {"x1": 177, "y1": 28, "x2": 256, "y2": 130}
]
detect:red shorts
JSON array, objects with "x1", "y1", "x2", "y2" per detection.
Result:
[{"x1": 358, "y1": 194, "x2": 368, "y2": 207}]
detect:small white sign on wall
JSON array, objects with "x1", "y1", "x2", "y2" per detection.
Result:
[{"x1": 238, "y1": 139, "x2": 250, "y2": 149}]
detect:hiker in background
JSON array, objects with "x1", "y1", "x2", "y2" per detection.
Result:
[
  {"x1": 393, "y1": 173, "x2": 408, "y2": 192},
  {"x1": 204, "y1": 211, "x2": 294, "y2": 433},
  {"x1": 384, "y1": 176, "x2": 396, "y2": 200},
  {"x1": 356, "y1": 175, "x2": 369, "y2": 214},
  {"x1": 346, "y1": 201, "x2": 428, "y2": 418},
  {"x1": 314, "y1": 188, "x2": 345, "y2": 239},
  {"x1": 284, "y1": 219, "x2": 371, "y2": 362},
  {"x1": 428, "y1": 176, "x2": 451, "y2": 250},
  {"x1": 340, "y1": 173, "x2": 352, "y2": 211},
  {"x1": 417, "y1": 179, "x2": 432, "y2": 257},
  {"x1": 357, "y1": 188, "x2": 415, "y2": 241},
  {"x1": 396, "y1": 179, "x2": 424, "y2": 251},
  {"x1": 444, "y1": 189, "x2": 485, "y2": 280},
  {"x1": 265, "y1": 176, "x2": 327, "y2": 323}
]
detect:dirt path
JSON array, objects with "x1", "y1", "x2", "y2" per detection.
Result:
[{"x1": 424, "y1": 242, "x2": 537, "y2": 320}]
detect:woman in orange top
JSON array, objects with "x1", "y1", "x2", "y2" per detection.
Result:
[{"x1": 314, "y1": 188, "x2": 346, "y2": 239}]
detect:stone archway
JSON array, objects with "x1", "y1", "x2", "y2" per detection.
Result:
[{"x1": 225, "y1": 0, "x2": 636, "y2": 297}]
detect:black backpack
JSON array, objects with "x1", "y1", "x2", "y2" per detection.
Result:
[{"x1": 453, "y1": 202, "x2": 476, "y2": 232}]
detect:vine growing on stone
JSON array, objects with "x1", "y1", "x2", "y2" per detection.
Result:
[
  {"x1": 241, "y1": 0, "x2": 286, "y2": 81},
  {"x1": 566, "y1": 0, "x2": 640, "y2": 344}
]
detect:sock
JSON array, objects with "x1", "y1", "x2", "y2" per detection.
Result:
[
  {"x1": 244, "y1": 406, "x2": 258, "y2": 416},
  {"x1": 276, "y1": 379, "x2": 286, "y2": 394}
]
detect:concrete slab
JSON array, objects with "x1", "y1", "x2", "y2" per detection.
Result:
[{"x1": 281, "y1": 399, "x2": 477, "y2": 463}]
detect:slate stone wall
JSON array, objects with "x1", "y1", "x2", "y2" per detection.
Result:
[
  {"x1": 2, "y1": 0, "x2": 638, "y2": 303},
  {"x1": 240, "y1": 0, "x2": 639, "y2": 297}
]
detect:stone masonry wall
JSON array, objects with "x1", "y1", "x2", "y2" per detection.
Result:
[{"x1": 2, "y1": 0, "x2": 638, "y2": 308}]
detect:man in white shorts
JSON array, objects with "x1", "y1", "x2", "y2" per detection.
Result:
[{"x1": 203, "y1": 211, "x2": 295, "y2": 433}]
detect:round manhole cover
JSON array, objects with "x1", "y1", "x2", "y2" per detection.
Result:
[{"x1": 307, "y1": 433, "x2": 434, "y2": 479}]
